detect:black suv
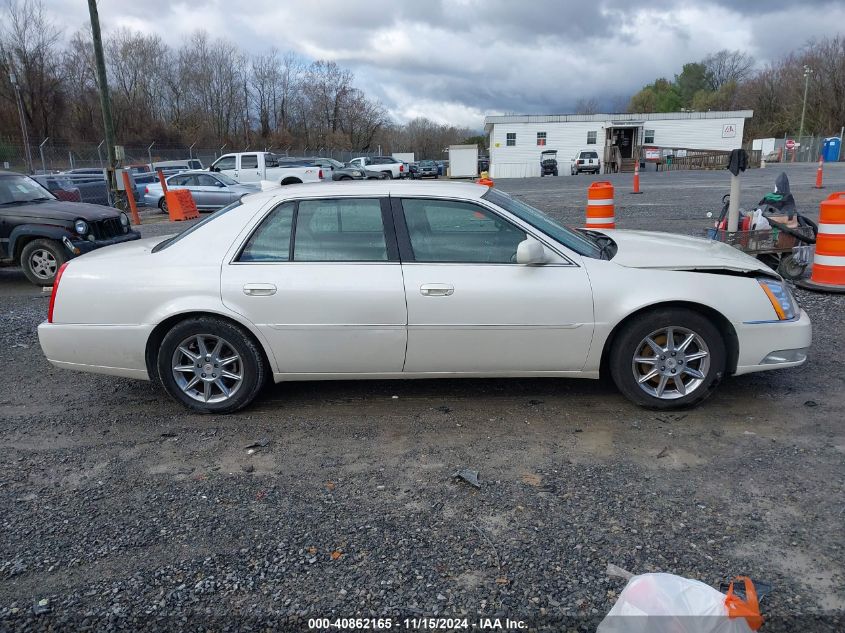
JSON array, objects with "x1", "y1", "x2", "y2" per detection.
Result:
[{"x1": 0, "y1": 172, "x2": 140, "y2": 286}]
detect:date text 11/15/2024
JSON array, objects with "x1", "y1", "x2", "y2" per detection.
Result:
[{"x1": 308, "y1": 617, "x2": 527, "y2": 630}]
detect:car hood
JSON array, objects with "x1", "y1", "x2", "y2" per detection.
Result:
[
  {"x1": 602, "y1": 230, "x2": 774, "y2": 275},
  {"x1": 10, "y1": 200, "x2": 121, "y2": 222}
]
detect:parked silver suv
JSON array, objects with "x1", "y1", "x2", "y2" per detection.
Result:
[{"x1": 571, "y1": 150, "x2": 601, "y2": 175}]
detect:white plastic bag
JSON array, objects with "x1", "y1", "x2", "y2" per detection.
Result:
[{"x1": 597, "y1": 573, "x2": 754, "y2": 633}]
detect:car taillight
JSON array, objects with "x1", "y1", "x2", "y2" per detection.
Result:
[
  {"x1": 48, "y1": 262, "x2": 69, "y2": 323},
  {"x1": 319, "y1": 170, "x2": 323, "y2": 179},
  {"x1": 399, "y1": 165, "x2": 404, "y2": 172},
  {"x1": 145, "y1": 186, "x2": 149, "y2": 194}
]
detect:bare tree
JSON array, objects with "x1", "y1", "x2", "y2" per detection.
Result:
[
  {"x1": 0, "y1": 0, "x2": 65, "y2": 140},
  {"x1": 703, "y1": 49, "x2": 755, "y2": 91},
  {"x1": 574, "y1": 97, "x2": 599, "y2": 114}
]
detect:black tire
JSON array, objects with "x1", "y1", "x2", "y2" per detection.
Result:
[
  {"x1": 20, "y1": 238, "x2": 67, "y2": 286},
  {"x1": 778, "y1": 254, "x2": 807, "y2": 280},
  {"x1": 553, "y1": 169, "x2": 558, "y2": 176},
  {"x1": 281, "y1": 178, "x2": 302, "y2": 186},
  {"x1": 157, "y1": 317, "x2": 267, "y2": 414},
  {"x1": 158, "y1": 197, "x2": 168, "y2": 214},
  {"x1": 338, "y1": 176, "x2": 352, "y2": 180},
  {"x1": 383, "y1": 171, "x2": 393, "y2": 179},
  {"x1": 609, "y1": 308, "x2": 726, "y2": 409}
]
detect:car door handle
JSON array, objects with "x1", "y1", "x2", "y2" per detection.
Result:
[
  {"x1": 420, "y1": 283, "x2": 454, "y2": 296},
  {"x1": 243, "y1": 283, "x2": 277, "y2": 296}
]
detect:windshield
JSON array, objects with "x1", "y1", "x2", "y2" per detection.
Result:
[
  {"x1": 580, "y1": 151, "x2": 599, "y2": 159},
  {"x1": 482, "y1": 188, "x2": 601, "y2": 258},
  {"x1": 215, "y1": 173, "x2": 238, "y2": 185},
  {"x1": 152, "y1": 200, "x2": 242, "y2": 253},
  {"x1": 420, "y1": 160, "x2": 436, "y2": 166},
  {"x1": 0, "y1": 175, "x2": 56, "y2": 204}
]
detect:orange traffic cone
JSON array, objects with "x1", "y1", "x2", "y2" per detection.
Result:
[
  {"x1": 815, "y1": 156, "x2": 824, "y2": 189},
  {"x1": 631, "y1": 163, "x2": 643, "y2": 194}
]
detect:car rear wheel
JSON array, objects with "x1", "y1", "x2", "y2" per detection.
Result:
[
  {"x1": 158, "y1": 197, "x2": 168, "y2": 214},
  {"x1": 383, "y1": 171, "x2": 393, "y2": 179},
  {"x1": 157, "y1": 317, "x2": 266, "y2": 414},
  {"x1": 609, "y1": 308, "x2": 726, "y2": 409},
  {"x1": 20, "y1": 239, "x2": 67, "y2": 286}
]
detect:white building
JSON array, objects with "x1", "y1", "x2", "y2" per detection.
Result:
[{"x1": 484, "y1": 110, "x2": 753, "y2": 178}]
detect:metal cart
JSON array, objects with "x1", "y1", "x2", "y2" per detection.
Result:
[{"x1": 707, "y1": 225, "x2": 816, "y2": 280}]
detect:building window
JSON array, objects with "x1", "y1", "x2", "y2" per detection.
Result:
[
  {"x1": 536, "y1": 132, "x2": 547, "y2": 146},
  {"x1": 644, "y1": 129, "x2": 655, "y2": 144},
  {"x1": 586, "y1": 131, "x2": 597, "y2": 145},
  {"x1": 506, "y1": 133, "x2": 516, "y2": 147}
]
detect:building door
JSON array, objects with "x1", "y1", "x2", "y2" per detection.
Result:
[{"x1": 612, "y1": 128, "x2": 636, "y2": 159}]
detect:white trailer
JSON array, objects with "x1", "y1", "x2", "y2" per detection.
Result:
[
  {"x1": 392, "y1": 152, "x2": 415, "y2": 164},
  {"x1": 448, "y1": 145, "x2": 478, "y2": 178}
]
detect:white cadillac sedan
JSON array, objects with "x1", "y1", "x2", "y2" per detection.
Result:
[{"x1": 38, "y1": 181, "x2": 811, "y2": 413}]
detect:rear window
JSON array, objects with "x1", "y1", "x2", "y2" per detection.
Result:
[{"x1": 580, "y1": 151, "x2": 599, "y2": 159}]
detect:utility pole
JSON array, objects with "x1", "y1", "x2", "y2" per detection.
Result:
[
  {"x1": 87, "y1": 0, "x2": 118, "y2": 196},
  {"x1": 798, "y1": 65, "x2": 812, "y2": 158},
  {"x1": 9, "y1": 70, "x2": 33, "y2": 173}
]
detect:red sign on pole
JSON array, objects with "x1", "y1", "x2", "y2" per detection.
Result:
[{"x1": 785, "y1": 139, "x2": 796, "y2": 150}]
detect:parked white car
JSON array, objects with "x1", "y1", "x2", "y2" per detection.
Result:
[
  {"x1": 39, "y1": 182, "x2": 811, "y2": 414},
  {"x1": 347, "y1": 156, "x2": 406, "y2": 179},
  {"x1": 210, "y1": 152, "x2": 322, "y2": 185}
]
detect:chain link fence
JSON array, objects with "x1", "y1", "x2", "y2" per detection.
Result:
[
  {"x1": 0, "y1": 141, "x2": 386, "y2": 208},
  {"x1": 0, "y1": 140, "x2": 383, "y2": 174},
  {"x1": 745, "y1": 134, "x2": 843, "y2": 164}
]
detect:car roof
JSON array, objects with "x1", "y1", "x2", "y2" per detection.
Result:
[
  {"x1": 244, "y1": 180, "x2": 491, "y2": 204},
  {"x1": 0, "y1": 171, "x2": 26, "y2": 177}
]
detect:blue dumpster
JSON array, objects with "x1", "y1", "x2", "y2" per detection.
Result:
[{"x1": 823, "y1": 137, "x2": 841, "y2": 162}]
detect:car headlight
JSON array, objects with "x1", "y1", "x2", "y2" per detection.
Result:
[
  {"x1": 74, "y1": 219, "x2": 88, "y2": 235},
  {"x1": 758, "y1": 278, "x2": 798, "y2": 320},
  {"x1": 119, "y1": 212, "x2": 130, "y2": 232}
]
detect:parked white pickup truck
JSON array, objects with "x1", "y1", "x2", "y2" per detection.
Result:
[
  {"x1": 347, "y1": 156, "x2": 406, "y2": 179},
  {"x1": 210, "y1": 152, "x2": 322, "y2": 185}
]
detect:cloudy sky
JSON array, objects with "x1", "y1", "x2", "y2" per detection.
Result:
[{"x1": 48, "y1": 0, "x2": 845, "y2": 128}]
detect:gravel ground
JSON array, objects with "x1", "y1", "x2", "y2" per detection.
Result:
[{"x1": 0, "y1": 165, "x2": 843, "y2": 632}]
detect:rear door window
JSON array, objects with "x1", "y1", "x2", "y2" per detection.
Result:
[{"x1": 294, "y1": 199, "x2": 387, "y2": 262}]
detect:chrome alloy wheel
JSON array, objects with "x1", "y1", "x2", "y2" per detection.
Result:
[
  {"x1": 29, "y1": 248, "x2": 58, "y2": 280},
  {"x1": 171, "y1": 334, "x2": 244, "y2": 404},
  {"x1": 631, "y1": 326, "x2": 710, "y2": 400}
]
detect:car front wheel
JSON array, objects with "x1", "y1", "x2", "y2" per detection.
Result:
[
  {"x1": 609, "y1": 308, "x2": 726, "y2": 409},
  {"x1": 157, "y1": 317, "x2": 267, "y2": 413},
  {"x1": 20, "y1": 238, "x2": 67, "y2": 286}
]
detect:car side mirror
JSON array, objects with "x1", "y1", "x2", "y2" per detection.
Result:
[{"x1": 516, "y1": 238, "x2": 546, "y2": 265}]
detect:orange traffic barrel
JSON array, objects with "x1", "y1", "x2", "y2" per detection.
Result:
[
  {"x1": 585, "y1": 181, "x2": 615, "y2": 229},
  {"x1": 798, "y1": 191, "x2": 845, "y2": 293}
]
